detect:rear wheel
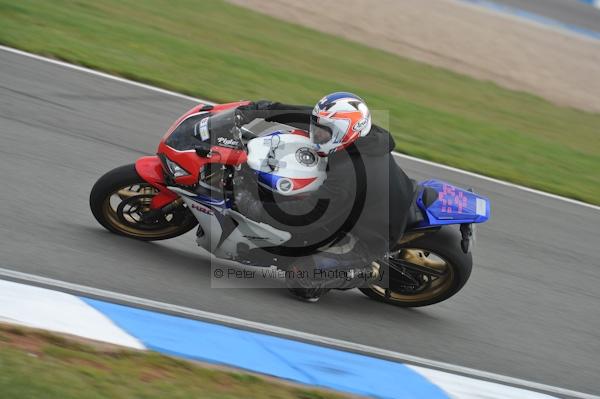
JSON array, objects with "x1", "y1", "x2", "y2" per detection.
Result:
[
  {"x1": 359, "y1": 226, "x2": 472, "y2": 307},
  {"x1": 90, "y1": 164, "x2": 197, "y2": 241}
]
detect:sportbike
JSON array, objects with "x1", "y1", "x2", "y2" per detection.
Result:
[{"x1": 90, "y1": 101, "x2": 490, "y2": 307}]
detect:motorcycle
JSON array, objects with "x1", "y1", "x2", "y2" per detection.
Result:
[{"x1": 90, "y1": 101, "x2": 490, "y2": 307}]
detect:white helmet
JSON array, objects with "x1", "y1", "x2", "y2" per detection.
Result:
[{"x1": 310, "y1": 92, "x2": 372, "y2": 155}]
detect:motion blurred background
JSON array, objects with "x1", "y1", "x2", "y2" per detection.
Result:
[
  {"x1": 1, "y1": 1, "x2": 599, "y2": 397},
  {"x1": 1, "y1": 0, "x2": 598, "y2": 204}
]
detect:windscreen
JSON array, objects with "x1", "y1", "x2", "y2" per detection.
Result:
[
  {"x1": 207, "y1": 109, "x2": 237, "y2": 143},
  {"x1": 164, "y1": 112, "x2": 209, "y2": 151},
  {"x1": 164, "y1": 109, "x2": 241, "y2": 151}
]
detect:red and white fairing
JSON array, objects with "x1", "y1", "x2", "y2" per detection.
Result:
[{"x1": 246, "y1": 129, "x2": 327, "y2": 196}]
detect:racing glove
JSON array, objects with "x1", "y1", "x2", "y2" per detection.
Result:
[{"x1": 234, "y1": 100, "x2": 274, "y2": 127}]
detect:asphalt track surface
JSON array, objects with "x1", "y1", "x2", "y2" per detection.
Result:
[
  {"x1": 490, "y1": 0, "x2": 600, "y2": 32},
  {"x1": 1, "y1": 49, "x2": 599, "y2": 396}
]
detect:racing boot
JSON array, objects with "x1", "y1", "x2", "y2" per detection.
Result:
[{"x1": 285, "y1": 266, "x2": 330, "y2": 303}]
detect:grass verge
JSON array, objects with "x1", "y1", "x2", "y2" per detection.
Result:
[
  {"x1": 0, "y1": 323, "x2": 353, "y2": 399},
  {"x1": 0, "y1": 0, "x2": 598, "y2": 204}
]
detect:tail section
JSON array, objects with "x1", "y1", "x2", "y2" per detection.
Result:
[{"x1": 416, "y1": 180, "x2": 490, "y2": 227}]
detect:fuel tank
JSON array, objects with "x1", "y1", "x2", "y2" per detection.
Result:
[{"x1": 246, "y1": 130, "x2": 327, "y2": 196}]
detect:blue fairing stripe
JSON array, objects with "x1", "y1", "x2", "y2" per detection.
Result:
[{"x1": 257, "y1": 171, "x2": 280, "y2": 189}]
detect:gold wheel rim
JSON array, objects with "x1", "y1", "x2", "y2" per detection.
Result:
[
  {"x1": 370, "y1": 249, "x2": 455, "y2": 303},
  {"x1": 101, "y1": 184, "x2": 183, "y2": 239}
]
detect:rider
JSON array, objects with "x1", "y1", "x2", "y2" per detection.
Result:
[{"x1": 234, "y1": 92, "x2": 414, "y2": 302}]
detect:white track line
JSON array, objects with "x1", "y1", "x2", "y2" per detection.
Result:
[
  {"x1": 394, "y1": 152, "x2": 600, "y2": 211},
  {"x1": 0, "y1": 45, "x2": 201, "y2": 103},
  {"x1": 0, "y1": 268, "x2": 597, "y2": 399},
  {"x1": 1, "y1": 43, "x2": 598, "y2": 213}
]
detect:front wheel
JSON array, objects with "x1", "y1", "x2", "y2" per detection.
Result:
[
  {"x1": 90, "y1": 164, "x2": 197, "y2": 241},
  {"x1": 360, "y1": 226, "x2": 472, "y2": 307}
]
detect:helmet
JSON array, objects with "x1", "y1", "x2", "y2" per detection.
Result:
[{"x1": 310, "y1": 92, "x2": 372, "y2": 155}]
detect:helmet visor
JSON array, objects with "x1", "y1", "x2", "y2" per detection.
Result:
[{"x1": 310, "y1": 115, "x2": 333, "y2": 145}]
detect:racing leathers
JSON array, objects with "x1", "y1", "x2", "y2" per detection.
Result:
[{"x1": 234, "y1": 101, "x2": 415, "y2": 296}]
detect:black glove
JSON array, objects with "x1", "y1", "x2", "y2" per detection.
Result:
[{"x1": 235, "y1": 100, "x2": 274, "y2": 127}]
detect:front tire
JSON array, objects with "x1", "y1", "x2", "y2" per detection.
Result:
[
  {"x1": 90, "y1": 164, "x2": 197, "y2": 241},
  {"x1": 360, "y1": 226, "x2": 472, "y2": 307}
]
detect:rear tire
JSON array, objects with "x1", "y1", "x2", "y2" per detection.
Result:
[
  {"x1": 360, "y1": 226, "x2": 472, "y2": 307},
  {"x1": 90, "y1": 164, "x2": 197, "y2": 241}
]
